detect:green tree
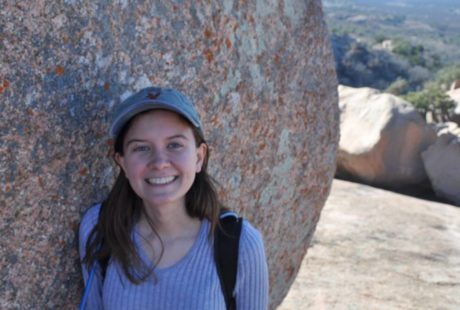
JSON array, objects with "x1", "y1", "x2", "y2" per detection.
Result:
[
  {"x1": 392, "y1": 39, "x2": 426, "y2": 67},
  {"x1": 404, "y1": 87, "x2": 456, "y2": 122},
  {"x1": 434, "y1": 63, "x2": 460, "y2": 90},
  {"x1": 428, "y1": 54, "x2": 442, "y2": 71},
  {"x1": 374, "y1": 34, "x2": 388, "y2": 44},
  {"x1": 386, "y1": 77, "x2": 409, "y2": 95}
]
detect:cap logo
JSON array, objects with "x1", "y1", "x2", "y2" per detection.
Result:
[{"x1": 147, "y1": 91, "x2": 161, "y2": 100}]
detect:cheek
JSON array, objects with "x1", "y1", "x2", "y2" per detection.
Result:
[
  {"x1": 124, "y1": 159, "x2": 146, "y2": 178},
  {"x1": 176, "y1": 152, "x2": 198, "y2": 170}
]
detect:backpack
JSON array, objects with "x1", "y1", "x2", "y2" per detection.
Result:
[{"x1": 80, "y1": 211, "x2": 242, "y2": 310}]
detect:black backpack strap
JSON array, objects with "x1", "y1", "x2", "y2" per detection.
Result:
[{"x1": 214, "y1": 211, "x2": 243, "y2": 310}]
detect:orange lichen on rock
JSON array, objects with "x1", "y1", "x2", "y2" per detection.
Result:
[
  {"x1": 79, "y1": 168, "x2": 88, "y2": 176},
  {"x1": 203, "y1": 49, "x2": 214, "y2": 63},
  {"x1": 225, "y1": 38, "x2": 232, "y2": 49},
  {"x1": 210, "y1": 114, "x2": 219, "y2": 126},
  {"x1": 55, "y1": 66, "x2": 65, "y2": 76},
  {"x1": 0, "y1": 79, "x2": 10, "y2": 94},
  {"x1": 204, "y1": 27, "x2": 213, "y2": 39},
  {"x1": 38, "y1": 177, "x2": 45, "y2": 188}
]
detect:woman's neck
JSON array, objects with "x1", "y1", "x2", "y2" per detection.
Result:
[
  {"x1": 138, "y1": 201, "x2": 200, "y2": 242},
  {"x1": 136, "y1": 201, "x2": 202, "y2": 268}
]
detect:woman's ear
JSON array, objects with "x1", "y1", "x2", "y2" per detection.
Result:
[
  {"x1": 196, "y1": 143, "x2": 207, "y2": 173},
  {"x1": 115, "y1": 153, "x2": 126, "y2": 174}
]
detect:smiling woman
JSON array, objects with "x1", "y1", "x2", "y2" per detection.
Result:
[{"x1": 78, "y1": 87, "x2": 269, "y2": 309}]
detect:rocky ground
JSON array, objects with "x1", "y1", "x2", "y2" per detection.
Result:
[{"x1": 277, "y1": 179, "x2": 460, "y2": 310}]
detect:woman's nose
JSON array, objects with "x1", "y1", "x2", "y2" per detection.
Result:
[{"x1": 148, "y1": 150, "x2": 170, "y2": 169}]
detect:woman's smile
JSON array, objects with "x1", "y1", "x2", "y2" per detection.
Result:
[{"x1": 145, "y1": 176, "x2": 178, "y2": 185}]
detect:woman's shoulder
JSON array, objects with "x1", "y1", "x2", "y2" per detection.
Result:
[
  {"x1": 79, "y1": 203, "x2": 102, "y2": 245},
  {"x1": 80, "y1": 203, "x2": 102, "y2": 229},
  {"x1": 239, "y1": 219, "x2": 265, "y2": 258},
  {"x1": 234, "y1": 218, "x2": 269, "y2": 308}
]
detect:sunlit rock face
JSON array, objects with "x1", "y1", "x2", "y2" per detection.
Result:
[
  {"x1": 0, "y1": 1, "x2": 338, "y2": 308},
  {"x1": 447, "y1": 88, "x2": 460, "y2": 125},
  {"x1": 337, "y1": 85, "x2": 436, "y2": 188},
  {"x1": 422, "y1": 124, "x2": 460, "y2": 206}
]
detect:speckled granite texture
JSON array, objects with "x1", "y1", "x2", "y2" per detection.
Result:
[{"x1": 0, "y1": 1, "x2": 338, "y2": 308}]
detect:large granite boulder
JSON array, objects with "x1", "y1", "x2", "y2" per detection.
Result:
[
  {"x1": 0, "y1": 1, "x2": 339, "y2": 309},
  {"x1": 336, "y1": 85, "x2": 436, "y2": 188},
  {"x1": 422, "y1": 123, "x2": 460, "y2": 206}
]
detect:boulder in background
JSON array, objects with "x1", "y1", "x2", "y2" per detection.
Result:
[
  {"x1": 337, "y1": 85, "x2": 436, "y2": 188},
  {"x1": 422, "y1": 123, "x2": 460, "y2": 206}
]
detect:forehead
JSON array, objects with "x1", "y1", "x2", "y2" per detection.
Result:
[{"x1": 125, "y1": 109, "x2": 192, "y2": 137}]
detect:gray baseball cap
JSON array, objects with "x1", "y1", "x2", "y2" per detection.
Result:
[{"x1": 110, "y1": 86, "x2": 204, "y2": 139}]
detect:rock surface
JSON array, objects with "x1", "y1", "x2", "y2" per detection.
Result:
[
  {"x1": 450, "y1": 80, "x2": 460, "y2": 91},
  {"x1": 336, "y1": 85, "x2": 436, "y2": 188},
  {"x1": 422, "y1": 127, "x2": 460, "y2": 206},
  {"x1": 0, "y1": 1, "x2": 339, "y2": 308},
  {"x1": 432, "y1": 122, "x2": 460, "y2": 137},
  {"x1": 278, "y1": 179, "x2": 460, "y2": 310},
  {"x1": 447, "y1": 88, "x2": 460, "y2": 125}
]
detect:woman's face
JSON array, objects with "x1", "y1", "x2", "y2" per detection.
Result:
[{"x1": 115, "y1": 110, "x2": 207, "y2": 211}]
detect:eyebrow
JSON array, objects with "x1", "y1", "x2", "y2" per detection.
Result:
[
  {"x1": 125, "y1": 134, "x2": 189, "y2": 147},
  {"x1": 125, "y1": 139, "x2": 146, "y2": 147},
  {"x1": 167, "y1": 134, "x2": 189, "y2": 141}
]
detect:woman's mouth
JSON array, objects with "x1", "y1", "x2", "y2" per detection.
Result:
[{"x1": 146, "y1": 176, "x2": 177, "y2": 185}]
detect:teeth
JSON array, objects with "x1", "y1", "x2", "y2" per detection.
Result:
[{"x1": 147, "y1": 176, "x2": 175, "y2": 185}]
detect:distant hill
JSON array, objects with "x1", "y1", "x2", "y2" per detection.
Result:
[{"x1": 323, "y1": 0, "x2": 460, "y2": 63}]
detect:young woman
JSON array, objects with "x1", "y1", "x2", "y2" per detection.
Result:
[{"x1": 79, "y1": 87, "x2": 269, "y2": 309}]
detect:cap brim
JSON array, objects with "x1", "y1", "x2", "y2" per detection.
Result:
[{"x1": 110, "y1": 101, "x2": 200, "y2": 138}]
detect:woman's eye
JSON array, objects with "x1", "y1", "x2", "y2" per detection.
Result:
[
  {"x1": 168, "y1": 142, "x2": 183, "y2": 150},
  {"x1": 133, "y1": 145, "x2": 150, "y2": 152}
]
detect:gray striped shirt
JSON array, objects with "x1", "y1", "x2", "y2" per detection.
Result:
[{"x1": 79, "y1": 204, "x2": 269, "y2": 309}]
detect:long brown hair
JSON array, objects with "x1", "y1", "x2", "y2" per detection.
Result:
[{"x1": 83, "y1": 111, "x2": 223, "y2": 284}]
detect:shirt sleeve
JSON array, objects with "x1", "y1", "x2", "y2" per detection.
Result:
[
  {"x1": 234, "y1": 220, "x2": 269, "y2": 310},
  {"x1": 78, "y1": 203, "x2": 104, "y2": 310}
]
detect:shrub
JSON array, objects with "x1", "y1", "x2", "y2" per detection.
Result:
[
  {"x1": 434, "y1": 63, "x2": 460, "y2": 90},
  {"x1": 392, "y1": 39, "x2": 426, "y2": 67},
  {"x1": 404, "y1": 87, "x2": 456, "y2": 122},
  {"x1": 374, "y1": 34, "x2": 388, "y2": 44},
  {"x1": 386, "y1": 77, "x2": 409, "y2": 95}
]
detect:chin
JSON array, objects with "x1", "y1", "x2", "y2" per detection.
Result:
[{"x1": 141, "y1": 195, "x2": 185, "y2": 209}]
